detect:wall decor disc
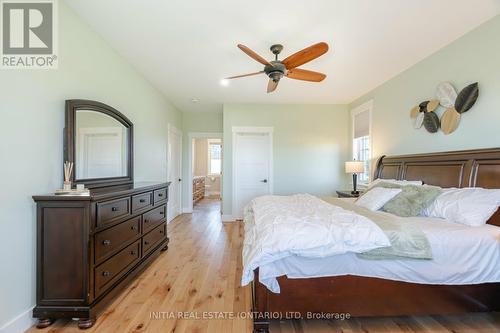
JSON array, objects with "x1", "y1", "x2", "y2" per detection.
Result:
[
  {"x1": 419, "y1": 100, "x2": 430, "y2": 111},
  {"x1": 455, "y1": 82, "x2": 479, "y2": 113},
  {"x1": 441, "y1": 107, "x2": 461, "y2": 135},
  {"x1": 426, "y1": 99, "x2": 440, "y2": 112},
  {"x1": 423, "y1": 111, "x2": 440, "y2": 133},
  {"x1": 413, "y1": 112, "x2": 425, "y2": 129},
  {"x1": 410, "y1": 105, "x2": 420, "y2": 118},
  {"x1": 436, "y1": 82, "x2": 457, "y2": 108}
]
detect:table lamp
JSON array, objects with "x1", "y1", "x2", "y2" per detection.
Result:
[{"x1": 345, "y1": 160, "x2": 365, "y2": 195}]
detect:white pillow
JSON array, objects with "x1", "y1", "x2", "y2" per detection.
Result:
[
  {"x1": 355, "y1": 187, "x2": 402, "y2": 211},
  {"x1": 367, "y1": 178, "x2": 423, "y2": 190},
  {"x1": 423, "y1": 187, "x2": 500, "y2": 227}
]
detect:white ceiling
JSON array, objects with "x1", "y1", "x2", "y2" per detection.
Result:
[{"x1": 65, "y1": 0, "x2": 500, "y2": 113}]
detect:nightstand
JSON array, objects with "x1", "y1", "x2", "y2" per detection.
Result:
[{"x1": 336, "y1": 190, "x2": 362, "y2": 198}]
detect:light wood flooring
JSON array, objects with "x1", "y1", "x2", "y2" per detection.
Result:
[{"x1": 29, "y1": 199, "x2": 500, "y2": 333}]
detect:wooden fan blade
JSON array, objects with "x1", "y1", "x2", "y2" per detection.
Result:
[
  {"x1": 237, "y1": 44, "x2": 272, "y2": 66},
  {"x1": 286, "y1": 68, "x2": 326, "y2": 82},
  {"x1": 282, "y1": 42, "x2": 329, "y2": 69},
  {"x1": 225, "y1": 71, "x2": 264, "y2": 80},
  {"x1": 267, "y1": 79, "x2": 279, "y2": 93}
]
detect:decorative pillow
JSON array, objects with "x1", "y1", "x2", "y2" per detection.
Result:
[
  {"x1": 366, "y1": 178, "x2": 423, "y2": 190},
  {"x1": 355, "y1": 187, "x2": 402, "y2": 211},
  {"x1": 422, "y1": 188, "x2": 500, "y2": 227},
  {"x1": 373, "y1": 183, "x2": 442, "y2": 217}
]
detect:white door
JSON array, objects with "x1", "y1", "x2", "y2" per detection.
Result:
[
  {"x1": 168, "y1": 125, "x2": 182, "y2": 222},
  {"x1": 77, "y1": 128, "x2": 124, "y2": 179},
  {"x1": 233, "y1": 131, "x2": 272, "y2": 219}
]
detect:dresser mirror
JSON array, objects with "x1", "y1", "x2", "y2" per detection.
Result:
[{"x1": 64, "y1": 99, "x2": 133, "y2": 188}]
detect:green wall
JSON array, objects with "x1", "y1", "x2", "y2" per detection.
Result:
[
  {"x1": 182, "y1": 111, "x2": 223, "y2": 133},
  {"x1": 350, "y1": 14, "x2": 500, "y2": 163},
  {"x1": 181, "y1": 111, "x2": 223, "y2": 209},
  {"x1": 0, "y1": 2, "x2": 182, "y2": 328},
  {"x1": 222, "y1": 104, "x2": 349, "y2": 217}
]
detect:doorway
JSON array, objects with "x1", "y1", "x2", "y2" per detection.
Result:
[
  {"x1": 187, "y1": 132, "x2": 223, "y2": 213},
  {"x1": 232, "y1": 127, "x2": 273, "y2": 219}
]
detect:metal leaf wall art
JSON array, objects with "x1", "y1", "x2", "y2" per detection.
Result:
[
  {"x1": 423, "y1": 112, "x2": 440, "y2": 133},
  {"x1": 409, "y1": 82, "x2": 479, "y2": 135},
  {"x1": 455, "y1": 82, "x2": 479, "y2": 114}
]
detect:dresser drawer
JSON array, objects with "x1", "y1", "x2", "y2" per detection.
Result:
[
  {"x1": 142, "y1": 205, "x2": 166, "y2": 233},
  {"x1": 132, "y1": 192, "x2": 152, "y2": 213},
  {"x1": 153, "y1": 188, "x2": 167, "y2": 204},
  {"x1": 94, "y1": 216, "x2": 141, "y2": 264},
  {"x1": 97, "y1": 197, "x2": 131, "y2": 227},
  {"x1": 142, "y1": 223, "x2": 167, "y2": 256},
  {"x1": 95, "y1": 240, "x2": 140, "y2": 296}
]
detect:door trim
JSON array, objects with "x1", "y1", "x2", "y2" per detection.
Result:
[
  {"x1": 167, "y1": 123, "x2": 182, "y2": 222},
  {"x1": 232, "y1": 126, "x2": 274, "y2": 220},
  {"x1": 185, "y1": 132, "x2": 223, "y2": 213}
]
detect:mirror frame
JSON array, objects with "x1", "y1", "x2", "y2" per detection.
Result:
[{"x1": 64, "y1": 99, "x2": 134, "y2": 189}]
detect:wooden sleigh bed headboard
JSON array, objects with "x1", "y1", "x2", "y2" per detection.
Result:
[{"x1": 374, "y1": 147, "x2": 500, "y2": 227}]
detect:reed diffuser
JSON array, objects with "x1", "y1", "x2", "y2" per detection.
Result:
[{"x1": 63, "y1": 161, "x2": 73, "y2": 190}]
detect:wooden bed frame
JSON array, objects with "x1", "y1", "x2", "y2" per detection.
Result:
[{"x1": 251, "y1": 148, "x2": 500, "y2": 333}]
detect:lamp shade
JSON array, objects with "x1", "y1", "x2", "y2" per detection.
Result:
[{"x1": 345, "y1": 160, "x2": 365, "y2": 174}]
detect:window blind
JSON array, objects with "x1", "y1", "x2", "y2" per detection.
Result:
[{"x1": 354, "y1": 110, "x2": 370, "y2": 139}]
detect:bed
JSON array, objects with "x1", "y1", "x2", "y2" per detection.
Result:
[{"x1": 248, "y1": 148, "x2": 500, "y2": 333}]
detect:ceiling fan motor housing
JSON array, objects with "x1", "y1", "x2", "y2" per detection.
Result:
[{"x1": 265, "y1": 61, "x2": 286, "y2": 82}]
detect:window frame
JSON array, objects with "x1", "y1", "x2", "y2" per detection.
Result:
[
  {"x1": 207, "y1": 139, "x2": 222, "y2": 176},
  {"x1": 350, "y1": 100, "x2": 373, "y2": 184}
]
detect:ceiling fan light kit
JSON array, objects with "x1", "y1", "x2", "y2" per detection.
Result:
[{"x1": 226, "y1": 42, "x2": 329, "y2": 93}]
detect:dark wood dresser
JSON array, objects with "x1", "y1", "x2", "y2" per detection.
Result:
[{"x1": 32, "y1": 182, "x2": 170, "y2": 329}]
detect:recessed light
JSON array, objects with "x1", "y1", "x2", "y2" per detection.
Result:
[
  {"x1": 191, "y1": 98, "x2": 199, "y2": 103},
  {"x1": 220, "y1": 79, "x2": 229, "y2": 86}
]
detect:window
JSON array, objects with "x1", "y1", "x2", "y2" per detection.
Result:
[
  {"x1": 208, "y1": 141, "x2": 222, "y2": 175},
  {"x1": 352, "y1": 101, "x2": 372, "y2": 182},
  {"x1": 353, "y1": 135, "x2": 370, "y2": 182}
]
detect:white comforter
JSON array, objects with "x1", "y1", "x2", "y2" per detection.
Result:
[{"x1": 241, "y1": 194, "x2": 390, "y2": 292}]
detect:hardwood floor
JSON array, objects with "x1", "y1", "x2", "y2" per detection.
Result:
[{"x1": 29, "y1": 199, "x2": 500, "y2": 333}]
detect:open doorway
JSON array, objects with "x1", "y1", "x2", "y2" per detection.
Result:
[{"x1": 188, "y1": 133, "x2": 223, "y2": 213}]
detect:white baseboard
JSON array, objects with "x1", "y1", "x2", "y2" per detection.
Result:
[
  {"x1": 0, "y1": 306, "x2": 35, "y2": 333},
  {"x1": 221, "y1": 214, "x2": 235, "y2": 222},
  {"x1": 182, "y1": 207, "x2": 193, "y2": 213}
]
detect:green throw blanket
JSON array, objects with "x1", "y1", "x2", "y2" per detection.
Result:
[{"x1": 322, "y1": 197, "x2": 432, "y2": 260}]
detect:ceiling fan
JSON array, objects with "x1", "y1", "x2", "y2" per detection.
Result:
[{"x1": 225, "y1": 42, "x2": 329, "y2": 93}]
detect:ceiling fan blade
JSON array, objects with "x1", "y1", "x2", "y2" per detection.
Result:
[
  {"x1": 282, "y1": 42, "x2": 329, "y2": 69},
  {"x1": 238, "y1": 44, "x2": 272, "y2": 66},
  {"x1": 267, "y1": 79, "x2": 279, "y2": 93},
  {"x1": 286, "y1": 68, "x2": 326, "y2": 82},
  {"x1": 225, "y1": 71, "x2": 264, "y2": 80}
]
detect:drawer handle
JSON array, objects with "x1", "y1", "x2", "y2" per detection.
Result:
[
  {"x1": 159, "y1": 230, "x2": 164, "y2": 234},
  {"x1": 139, "y1": 199, "x2": 146, "y2": 203},
  {"x1": 102, "y1": 271, "x2": 110, "y2": 277},
  {"x1": 159, "y1": 211, "x2": 164, "y2": 215},
  {"x1": 130, "y1": 250, "x2": 137, "y2": 256},
  {"x1": 111, "y1": 207, "x2": 119, "y2": 212},
  {"x1": 144, "y1": 219, "x2": 149, "y2": 223},
  {"x1": 144, "y1": 240, "x2": 150, "y2": 245},
  {"x1": 102, "y1": 240, "x2": 111, "y2": 246},
  {"x1": 131, "y1": 225, "x2": 137, "y2": 230},
  {"x1": 158, "y1": 193, "x2": 164, "y2": 197}
]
